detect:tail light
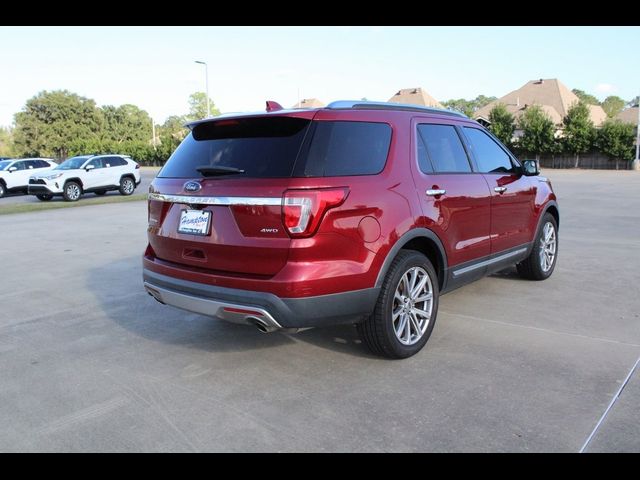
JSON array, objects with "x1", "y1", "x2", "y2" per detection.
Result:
[
  {"x1": 282, "y1": 188, "x2": 349, "y2": 238},
  {"x1": 148, "y1": 199, "x2": 170, "y2": 227},
  {"x1": 135, "y1": 163, "x2": 140, "y2": 169}
]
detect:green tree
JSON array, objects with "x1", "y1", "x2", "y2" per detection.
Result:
[
  {"x1": 563, "y1": 101, "x2": 596, "y2": 167},
  {"x1": 441, "y1": 95, "x2": 497, "y2": 117},
  {"x1": 0, "y1": 126, "x2": 14, "y2": 157},
  {"x1": 487, "y1": 103, "x2": 515, "y2": 147},
  {"x1": 101, "y1": 104, "x2": 153, "y2": 143},
  {"x1": 187, "y1": 92, "x2": 220, "y2": 120},
  {"x1": 13, "y1": 90, "x2": 103, "y2": 159},
  {"x1": 159, "y1": 115, "x2": 188, "y2": 141},
  {"x1": 517, "y1": 105, "x2": 557, "y2": 161},
  {"x1": 596, "y1": 119, "x2": 635, "y2": 162},
  {"x1": 572, "y1": 89, "x2": 600, "y2": 105},
  {"x1": 601, "y1": 96, "x2": 626, "y2": 118}
]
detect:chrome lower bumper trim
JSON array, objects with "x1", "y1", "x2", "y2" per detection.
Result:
[{"x1": 143, "y1": 281, "x2": 283, "y2": 330}]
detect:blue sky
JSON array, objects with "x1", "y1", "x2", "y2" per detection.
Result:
[{"x1": 0, "y1": 26, "x2": 638, "y2": 127}]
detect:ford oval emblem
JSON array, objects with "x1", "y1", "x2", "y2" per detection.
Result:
[{"x1": 184, "y1": 181, "x2": 202, "y2": 193}]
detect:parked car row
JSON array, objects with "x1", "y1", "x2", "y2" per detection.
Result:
[
  {"x1": 0, "y1": 158, "x2": 58, "y2": 197},
  {"x1": 0, "y1": 154, "x2": 141, "y2": 201}
]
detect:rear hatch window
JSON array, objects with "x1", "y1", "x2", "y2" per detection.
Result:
[{"x1": 158, "y1": 116, "x2": 392, "y2": 179}]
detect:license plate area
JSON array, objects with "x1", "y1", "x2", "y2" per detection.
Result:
[{"x1": 178, "y1": 209, "x2": 211, "y2": 236}]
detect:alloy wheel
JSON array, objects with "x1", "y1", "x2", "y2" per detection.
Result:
[
  {"x1": 539, "y1": 222, "x2": 557, "y2": 272},
  {"x1": 392, "y1": 266, "x2": 434, "y2": 345}
]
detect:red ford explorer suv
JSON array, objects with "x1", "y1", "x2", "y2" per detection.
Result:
[{"x1": 143, "y1": 101, "x2": 559, "y2": 358}]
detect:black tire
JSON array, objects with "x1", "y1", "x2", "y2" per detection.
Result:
[
  {"x1": 94, "y1": 190, "x2": 107, "y2": 196},
  {"x1": 358, "y1": 250, "x2": 439, "y2": 359},
  {"x1": 119, "y1": 177, "x2": 135, "y2": 196},
  {"x1": 517, "y1": 213, "x2": 558, "y2": 280},
  {"x1": 36, "y1": 194, "x2": 53, "y2": 201},
  {"x1": 63, "y1": 181, "x2": 82, "y2": 202},
  {"x1": 0, "y1": 182, "x2": 5, "y2": 198}
]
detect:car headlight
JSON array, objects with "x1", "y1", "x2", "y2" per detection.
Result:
[{"x1": 45, "y1": 173, "x2": 63, "y2": 180}]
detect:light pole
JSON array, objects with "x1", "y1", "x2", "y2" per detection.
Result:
[{"x1": 195, "y1": 60, "x2": 210, "y2": 118}]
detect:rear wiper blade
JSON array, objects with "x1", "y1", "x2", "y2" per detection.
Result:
[{"x1": 196, "y1": 166, "x2": 245, "y2": 177}]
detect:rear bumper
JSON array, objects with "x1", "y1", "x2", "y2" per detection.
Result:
[{"x1": 143, "y1": 268, "x2": 379, "y2": 329}]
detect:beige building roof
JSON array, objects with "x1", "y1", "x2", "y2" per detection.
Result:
[
  {"x1": 388, "y1": 88, "x2": 443, "y2": 108},
  {"x1": 615, "y1": 107, "x2": 639, "y2": 124},
  {"x1": 474, "y1": 78, "x2": 607, "y2": 127},
  {"x1": 292, "y1": 98, "x2": 325, "y2": 109},
  {"x1": 588, "y1": 104, "x2": 608, "y2": 126}
]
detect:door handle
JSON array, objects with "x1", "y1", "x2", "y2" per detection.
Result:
[
  {"x1": 494, "y1": 186, "x2": 507, "y2": 194},
  {"x1": 426, "y1": 189, "x2": 446, "y2": 197}
]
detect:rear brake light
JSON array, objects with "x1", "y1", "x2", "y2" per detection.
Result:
[
  {"x1": 148, "y1": 199, "x2": 169, "y2": 226},
  {"x1": 282, "y1": 188, "x2": 349, "y2": 238}
]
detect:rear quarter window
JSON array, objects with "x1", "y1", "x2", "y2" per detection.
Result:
[
  {"x1": 296, "y1": 121, "x2": 391, "y2": 177},
  {"x1": 107, "y1": 157, "x2": 128, "y2": 167}
]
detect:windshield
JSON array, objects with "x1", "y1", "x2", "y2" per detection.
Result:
[
  {"x1": 55, "y1": 157, "x2": 88, "y2": 170},
  {"x1": 0, "y1": 160, "x2": 12, "y2": 171}
]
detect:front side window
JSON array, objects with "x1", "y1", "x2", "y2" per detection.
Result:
[
  {"x1": 463, "y1": 127, "x2": 515, "y2": 174},
  {"x1": 55, "y1": 157, "x2": 90, "y2": 170},
  {"x1": 417, "y1": 124, "x2": 471, "y2": 173},
  {"x1": 86, "y1": 158, "x2": 104, "y2": 169}
]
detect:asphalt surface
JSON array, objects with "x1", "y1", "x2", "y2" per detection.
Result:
[
  {"x1": 0, "y1": 167, "x2": 159, "y2": 204},
  {"x1": 0, "y1": 169, "x2": 638, "y2": 452}
]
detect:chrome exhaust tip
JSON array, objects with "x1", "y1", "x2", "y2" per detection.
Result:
[{"x1": 248, "y1": 317, "x2": 279, "y2": 334}]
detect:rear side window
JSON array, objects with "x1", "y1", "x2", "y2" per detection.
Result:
[
  {"x1": 417, "y1": 124, "x2": 471, "y2": 173},
  {"x1": 295, "y1": 121, "x2": 391, "y2": 177},
  {"x1": 159, "y1": 117, "x2": 311, "y2": 178},
  {"x1": 463, "y1": 127, "x2": 515, "y2": 173},
  {"x1": 111, "y1": 157, "x2": 128, "y2": 167}
]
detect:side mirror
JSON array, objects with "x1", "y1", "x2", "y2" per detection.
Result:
[
  {"x1": 522, "y1": 159, "x2": 539, "y2": 176},
  {"x1": 8, "y1": 166, "x2": 16, "y2": 172},
  {"x1": 85, "y1": 164, "x2": 95, "y2": 172}
]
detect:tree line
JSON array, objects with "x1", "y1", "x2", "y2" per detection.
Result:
[
  {"x1": 0, "y1": 88, "x2": 636, "y2": 165},
  {"x1": 442, "y1": 89, "x2": 637, "y2": 164},
  {"x1": 486, "y1": 101, "x2": 636, "y2": 165},
  {"x1": 0, "y1": 90, "x2": 219, "y2": 164}
]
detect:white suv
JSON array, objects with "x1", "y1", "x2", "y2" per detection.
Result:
[
  {"x1": 28, "y1": 154, "x2": 141, "y2": 202},
  {"x1": 0, "y1": 158, "x2": 57, "y2": 198}
]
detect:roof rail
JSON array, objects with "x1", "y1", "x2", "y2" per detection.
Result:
[{"x1": 326, "y1": 100, "x2": 467, "y2": 118}]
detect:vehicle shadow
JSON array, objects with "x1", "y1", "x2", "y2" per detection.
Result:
[
  {"x1": 489, "y1": 265, "x2": 529, "y2": 281},
  {"x1": 86, "y1": 255, "x2": 377, "y2": 358}
]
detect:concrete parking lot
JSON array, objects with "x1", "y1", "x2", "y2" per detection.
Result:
[
  {"x1": 0, "y1": 169, "x2": 638, "y2": 452},
  {"x1": 0, "y1": 167, "x2": 159, "y2": 205}
]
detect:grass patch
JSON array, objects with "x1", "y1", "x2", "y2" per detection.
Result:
[{"x1": 0, "y1": 193, "x2": 147, "y2": 216}]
